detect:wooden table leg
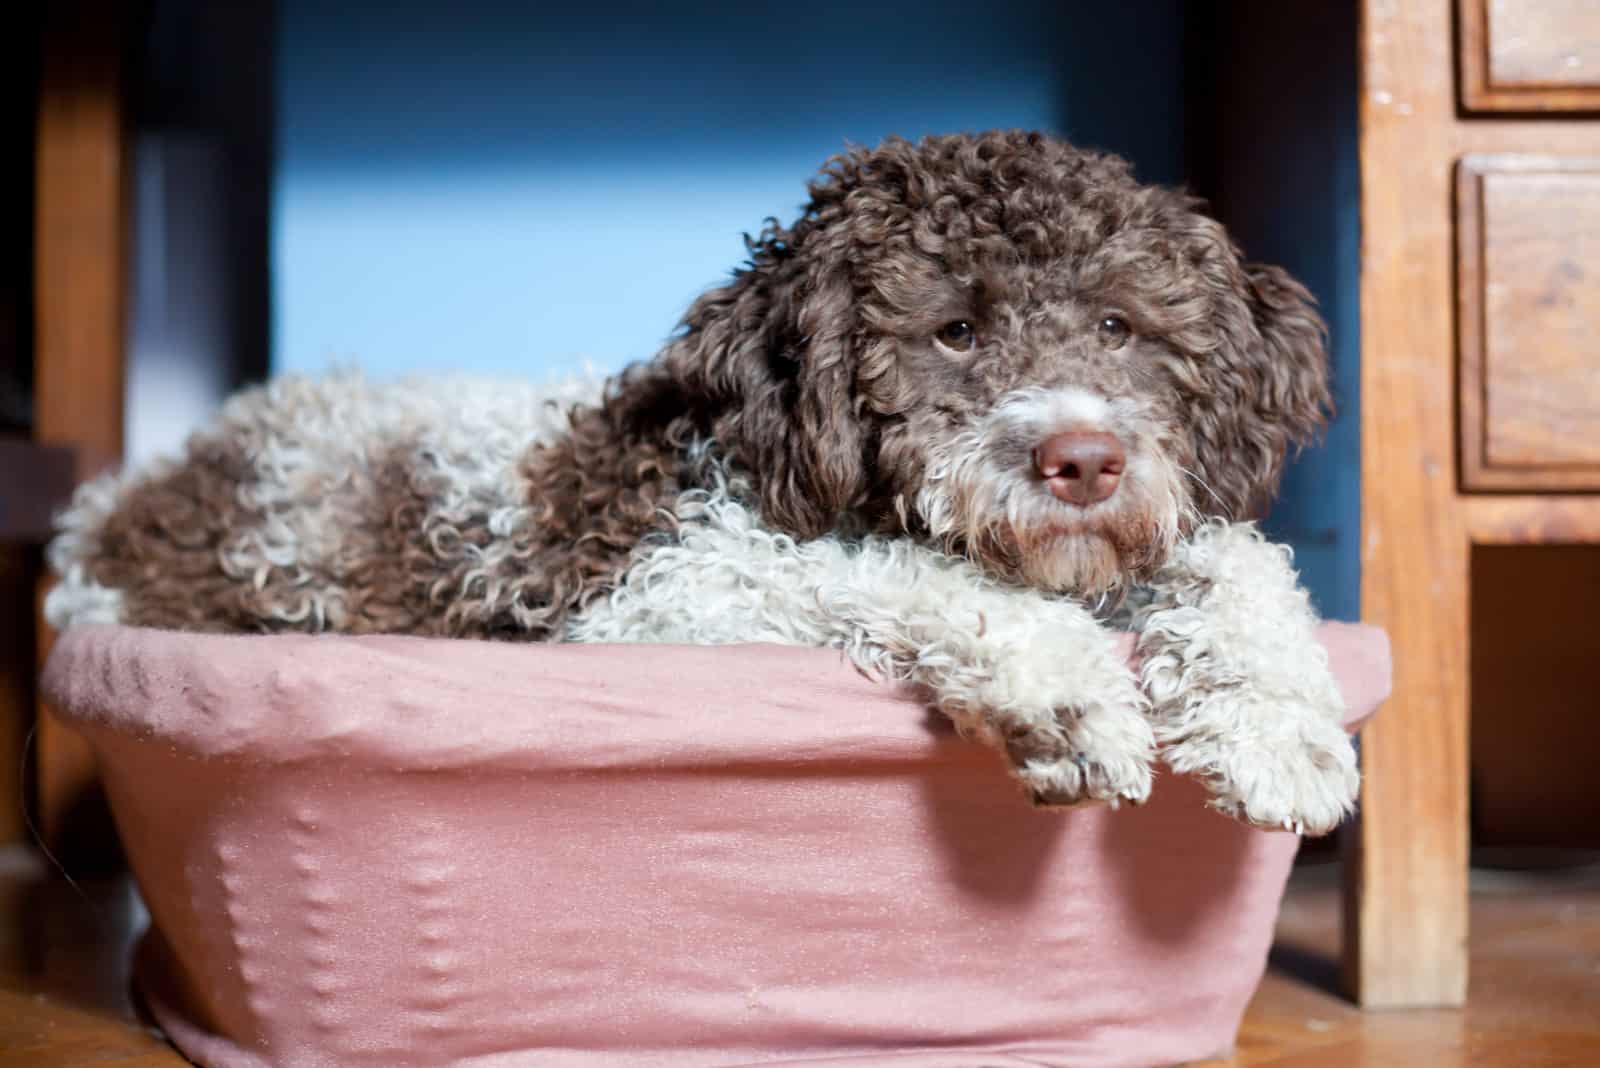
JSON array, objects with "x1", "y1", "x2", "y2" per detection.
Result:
[{"x1": 1345, "y1": 0, "x2": 1470, "y2": 1008}]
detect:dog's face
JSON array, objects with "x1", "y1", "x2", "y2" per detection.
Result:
[{"x1": 661, "y1": 131, "x2": 1331, "y2": 595}]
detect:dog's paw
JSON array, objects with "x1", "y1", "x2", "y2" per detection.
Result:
[
  {"x1": 1161, "y1": 704, "x2": 1359, "y2": 836},
  {"x1": 1005, "y1": 681, "x2": 1156, "y2": 809}
]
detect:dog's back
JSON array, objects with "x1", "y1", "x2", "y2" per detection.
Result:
[{"x1": 46, "y1": 372, "x2": 599, "y2": 637}]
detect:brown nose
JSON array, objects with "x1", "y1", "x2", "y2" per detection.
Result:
[{"x1": 1033, "y1": 431, "x2": 1126, "y2": 506}]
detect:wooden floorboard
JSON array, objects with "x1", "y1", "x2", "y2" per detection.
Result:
[{"x1": 1, "y1": 849, "x2": 1596, "y2": 1066}]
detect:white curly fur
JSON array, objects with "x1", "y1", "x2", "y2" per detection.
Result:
[{"x1": 1133, "y1": 522, "x2": 1358, "y2": 834}]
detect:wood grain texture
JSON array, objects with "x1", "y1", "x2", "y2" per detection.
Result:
[
  {"x1": 1465, "y1": 494, "x2": 1600, "y2": 542},
  {"x1": 1480, "y1": 168, "x2": 1600, "y2": 468},
  {"x1": 1486, "y1": 0, "x2": 1600, "y2": 89},
  {"x1": 1350, "y1": 0, "x2": 1471, "y2": 1008},
  {"x1": 33, "y1": 0, "x2": 130, "y2": 850},
  {"x1": 1457, "y1": 156, "x2": 1600, "y2": 489},
  {"x1": 1201, "y1": 862, "x2": 1600, "y2": 1067},
  {"x1": 1461, "y1": 0, "x2": 1600, "y2": 111}
]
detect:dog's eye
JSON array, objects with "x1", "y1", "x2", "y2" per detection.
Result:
[
  {"x1": 935, "y1": 320, "x2": 977, "y2": 352},
  {"x1": 1097, "y1": 315, "x2": 1131, "y2": 349}
]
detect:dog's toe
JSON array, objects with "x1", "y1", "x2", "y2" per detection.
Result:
[
  {"x1": 1166, "y1": 706, "x2": 1359, "y2": 836},
  {"x1": 1014, "y1": 739, "x2": 1154, "y2": 809}
]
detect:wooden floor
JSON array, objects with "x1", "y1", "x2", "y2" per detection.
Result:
[
  {"x1": 1200, "y1": 857, "x2": 1600, "y2": 1067},
  {"x1": 1, "y1": 847, "x2": 1596, "y2": 1066},
  {"x1": 0, "y1": 845, "x2": 172, "y2": 1066}
]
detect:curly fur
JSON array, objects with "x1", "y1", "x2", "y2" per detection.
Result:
[
  {"x1": 1134, "y1": 522, "x2": 1358, "y2": 833},
  {"x1": 47, "y1": 130, "x2": 1356, "y2": 833},
  {"x1": 48, "y1": 372, "x2": 609, "y2": 636}
]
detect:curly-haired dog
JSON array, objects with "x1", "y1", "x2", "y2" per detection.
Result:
[{"x1": 48, "y1": 130, "x2": 1358, "y2": 833}]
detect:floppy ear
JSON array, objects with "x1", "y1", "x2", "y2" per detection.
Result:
[
  {"x1": 1244, "y1": 262, "x2": 1333, "y2": 447},
  {"x1": 1189, "y1": 257, "x2": 1332, "y2": 521},
  {"x1": 659, "y1": 215, "x2": 869, "y2": 538}
]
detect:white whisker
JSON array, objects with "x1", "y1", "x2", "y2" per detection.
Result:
[{"x1": 1179, "y1": 466, "x2": 1231, "y2": 518}]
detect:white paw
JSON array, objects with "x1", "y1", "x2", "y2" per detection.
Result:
[
  {"x1": 1005, "y1": 676, "x2": 1157, "y2": 809},
  {"x1": 1160, "y1": 703, "x2": 1359, "y2": 836}
]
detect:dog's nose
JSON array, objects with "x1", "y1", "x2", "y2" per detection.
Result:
[{"x1": 1033, "y1": 432, "x2": 1126, "y2": 506}]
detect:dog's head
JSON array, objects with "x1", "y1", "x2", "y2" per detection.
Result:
[{"x1": 658, "y1": 130, "x2": 1331, "y2": 595}]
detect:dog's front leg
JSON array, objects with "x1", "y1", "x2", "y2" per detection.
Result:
[
  {"x1": 1134, "y1": 521, "x2": 1359, "y2": 835},
  {"x1": 568, "y1": 506, "x2": 1154, "y2": 807},
  {"x1": 810, "y1": 554, "x2": 1156, "y2": 807}
]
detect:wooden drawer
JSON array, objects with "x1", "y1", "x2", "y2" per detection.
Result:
[
  {"x1": 1457, "y1": 156, "x2": 1600, "y2": 491},
  {"x1": 1460, "y1": 0, "x2": 1600, "y2": 111}
]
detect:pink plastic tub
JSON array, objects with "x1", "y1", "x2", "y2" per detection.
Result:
[{"x1": 42, "y1": 623, "x2": 1389, "y2": 1068}]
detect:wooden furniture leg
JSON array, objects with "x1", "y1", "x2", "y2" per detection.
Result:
[
  {"x1": 33, "y1": 0, "x2": 130, "y2": 850},
  {"x1": 1344, "y1": 0, "x2": 1472, "y2": 1008}
]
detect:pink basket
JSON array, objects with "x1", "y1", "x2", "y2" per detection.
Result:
[{"x1": 42, "y1": 623, "x2": 1389, "y2": 1068}]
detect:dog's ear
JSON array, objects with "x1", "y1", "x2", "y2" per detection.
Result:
[
  {"x1": 1189, "y1": 252, "x2": 1333, "y2": 521},
  {"x1": 660, "y1": 215, "x2": 868, "y2": 537},
  {"x1": 1244, "y1": 262, "x2": 1333, "y2": 443}
]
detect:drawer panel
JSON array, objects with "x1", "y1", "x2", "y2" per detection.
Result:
[
  {"x1": 1458, "y1": 156, "x2": 1600, "y2": 490},
  {"x1": 1461, "y1": 0, "x2": 1600, "y2": 111}
]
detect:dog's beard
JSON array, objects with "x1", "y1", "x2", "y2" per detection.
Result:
[
  {"x1": 921, "y1": 469, "x2": 1181, "y2": 596},
  {"x1": 914, "y1": 396, "x2": 1189, "y2": 596},
  {"x1": 1010, "y1": 500, "x2": 1174, "y2": 594}
]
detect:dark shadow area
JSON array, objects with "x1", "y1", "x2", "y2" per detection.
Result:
[
  {"x1": 0, "y1": 5, "x2": 37, "y2": 435},
  {"x1": 1100, "y1": 775, "x2": 1255, "y2": 945},
  {"x1": 124, "y1": 0, "x2": 275, "y2": 464},
  {"x1": 1052, "y1": 0, "x2": 1187, "y2": 186},
  {"x1": 913, "y1": 708, "x2": 1070, "y2": 904},
  {"x1": 137, "y1": 0, "x2": 275, "y2": 389},
  {"x1": 1265, "y1": 938, "x2": 1344, "y2": 1000},
  {"x1": 21, "y1": 751, "x2": 129, "y2": 878},
  {"x1": 2, "y1": 845, "x2": 150, "y2": 1022},
  {"x1": 279, "y1": 0, "x2": 1185, "y2": 176},
  {"x1": 1261, "y1": 859, "x2": 1349, "y2": 1001},
  {"x1": 1472, "y1": 544, "x2": 1600, "y2": 850},
  {"x1": 1184, "y1": 1, "x2": 1362, "y2": 623}
]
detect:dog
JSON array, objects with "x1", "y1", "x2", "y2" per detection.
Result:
[{"x1": 47, "y1": 130, "x2": 1358, "y2": 833}]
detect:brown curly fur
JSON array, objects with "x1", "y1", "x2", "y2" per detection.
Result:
[{"x1": 57, "y1": 130, "x2": 1329, "y2": 639}]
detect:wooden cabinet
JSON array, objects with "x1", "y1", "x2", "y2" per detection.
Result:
[
  {"x1": 1457, "y1": 155, "x2": 1600, "y2": 490},
  {"x1": 1355, "y1": 0, "x2": 1600, "y2": 1011},
  {"x1": 1461, "y1": 0, "x2": 1600, "y2": 111}
]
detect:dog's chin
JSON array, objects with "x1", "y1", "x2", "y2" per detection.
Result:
[
  {"x1": 1013, "y1": 529, "x2": 1134, "y2": 596},
  {"x1": 1001, "y1": 500, "x2": 1177, "y2": 596}
]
